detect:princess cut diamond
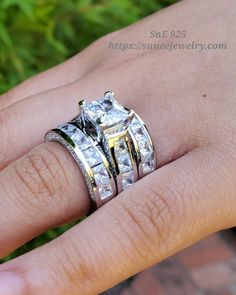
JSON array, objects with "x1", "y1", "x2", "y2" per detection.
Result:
[
  {"x1": 99, "y1": 184, "x2": 113, "y2": 200},
  {"x1": 129, "y1": 117, "x2": 140, "y2": 129},
  {"x1": 60, "y1": 124, "x2": 77, "y2": 135},
  {"x1": 83, "y1": 147, "x2": 101, "y2": 167},
  {"x1": 139, "y1": 139, "x2": 152, "y2": 157},
  {"x1": 82, "y1": 92, "x2": 129, "y2": 128},
  {"x1": 122, "y1": 170, "x2": 135, "y2": 189},
  {"x1": 117, "y1": 153, "x2": 132, "y2": 173},
  {"x1": 132, "y1": 126, "x2": 146, "y2": 140},
  {"x1": 73, "y1": 134, "x2": 92, "y2": 150},
  {"x1": 92, "y1": 164, "x2": 110, "y2": 184},
  {"x1": 114, "y1": 139, "x2": 127, "y2": 155},
  {"x1": 143, "y1": 153, "x2": 155, "y2": 174},
  {"x1": 59, "y1": 124, "x2": 92, "y2": 150}
]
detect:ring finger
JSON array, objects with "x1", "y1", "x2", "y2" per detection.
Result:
[{"x1": 0, "y1": 81, "x2": 197, "y2": 258}]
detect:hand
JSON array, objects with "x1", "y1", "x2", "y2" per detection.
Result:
[{"x1": 0, "y1": 0, "x2": 235, "y2": 294}]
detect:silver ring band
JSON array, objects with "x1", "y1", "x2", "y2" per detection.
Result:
[
  {"x1": 45, "y1": 122, "x2": 116, "y2": 210},
  {"x1": 129, "y1": 113, "x2": 157, "y2": 178}
]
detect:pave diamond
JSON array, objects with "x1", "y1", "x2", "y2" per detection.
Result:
[
  {"x1": 92, "y1": 164, "x2": 110, "y2": 184},
  {"x1": 114, "y1": 139, "x2": 127, "y2": 155},
  {"x1": 99, "y1": 184, "x2": 113, "y2": 200},
  {"x1": 83, "y1": 147, "x2": 101, "y2": 167},
  {"x1": 122, "y1": 170, "x2": 135, "y2": 190},
  {"x1": 117, "y1": 153, "x2": 132, "y2": 173}
]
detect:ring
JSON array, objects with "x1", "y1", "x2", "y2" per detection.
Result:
[
  {"x1": 78, "y1": 91, "x2": 157, "y2": 188},
  {"x1": 45, "y1": 91, "x2": 156, "y2": 211},
  {"x1": 45, "y1": 122, "x2": 117, "y2": 210}
]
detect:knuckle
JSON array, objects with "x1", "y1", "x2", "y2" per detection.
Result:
[
  {"x1": 52, "y1": 239, "x2": 102, "y2": 295},
  {"x1": 13, "y1": 144, "x2": 70, "y2": 216},
  {"x1": 114, "y1": 183, "x2": 184, "y2": 260}
]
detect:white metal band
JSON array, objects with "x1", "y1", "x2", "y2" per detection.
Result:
[
  {"x1": 102, "y1": 125, "x2": 139, "y2": 193},
  {"x1": 45, "y1": 122, "x2": 117, "y2": 210},
  {"x1": 128, "y1": 113, "x2": 157, "y2": 179}
]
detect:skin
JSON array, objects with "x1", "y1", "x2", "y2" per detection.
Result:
[{"x1": 0, "y1": 0, "x2": 235, "y2": 294}]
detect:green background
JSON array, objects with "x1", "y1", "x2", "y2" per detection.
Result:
[{"x1": 0, "y1": 0, "x2": 177, "y2": 262}]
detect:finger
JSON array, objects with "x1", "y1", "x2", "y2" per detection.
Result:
[
  {"x1": 0, "y1": 55, "x2": 81, "y2": 110},
  {"x1": 0, "y1": 33, "x2": 111, "y2": 110},
  {"x1": 0, "y1": 54, "x2": 199, "y2": 169},
  {"x1": 0, "y1": 142, "x2": 90, "y2": 257},
  {"x1": 0, "y1": 76, "x2": 96, "y2": 169},
  {"x1": 1, "y1": 147, "x2": 234, "y2": 295},
  {"x1": 0, "y1": 87, "x2": 191, "y2": 258},
  {"x1": 0, "y1": 59, "x2": 198, "y2": 257}
]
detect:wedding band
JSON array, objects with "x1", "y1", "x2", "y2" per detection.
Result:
[
  {"x1": 129, "y1": 113, "x2": 157, "y2": 178},
  {"x1": 45, "y1": 122, "x2": 116, "y2": 210},
  {"x1": 45, "y1": 91, "x2": 157, "y2": 211}
]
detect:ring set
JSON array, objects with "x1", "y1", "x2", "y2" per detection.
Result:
[{"x1": 45, "y1": 91, "x2": 157, "y2": 211}]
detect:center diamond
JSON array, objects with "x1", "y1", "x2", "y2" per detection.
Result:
[{"x1": 82, "y1": 92, "x2": 129, "y2": 128}]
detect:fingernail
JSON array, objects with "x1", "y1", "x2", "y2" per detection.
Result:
[{"x1": 0, "y1": 271, "x2": 25, "y2": 295}]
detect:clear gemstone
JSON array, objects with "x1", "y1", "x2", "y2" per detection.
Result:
[
  {"x1": 114, "y1": 139, "x2": 127, "y2": 155},
  {"x1": 122, "y1": 171, "x2": 135, "y2": 189},
  {"x1": 73, "y1": 134, "x2": 92, "y2": 150},
  {"x1": 143, "y1": 153, "x2": 155, "y2": 174},
  {"x1": 60, "y1": 124, "x2": 77, "y2": 135},
  {"x1": 139, "y1": 139, "x2": 152, "y2": 157},
  {"x1": 59, "y1": 124, "x2": 92, "y2": 150},
  {"x1": 83, "y1": 147, "x2": 101, "y2": 167},
  {"x1": 84, "y1": 101, "x2": 105, "y2": 120},
  {"x1": 101, "y1": 97, "x2": 113, "y2": 111},
  {"x1": 83, "y1": 94, "x2": 129, "y2": 127},
  {"x1": 92, "y1": 164, "x2": 110, "y2": 184},
  {"x1": 99, "y1": 184, "x2": 113, "y2": 199},
  {"x1": 132, "y1": 126, "x2": 146, "y2": 140},
  {"x1": 106, "y1": 126, "x2": 126, "y2": 136},
  {"x1": 129, "y1": 117, "x2": 140, "y2": 129},
  {"x1": 117, "y1": 153, "x2": 132, "y2": 173},
  {"x1": 105, "y1": 108, "x2": 128, "y2": 126}
]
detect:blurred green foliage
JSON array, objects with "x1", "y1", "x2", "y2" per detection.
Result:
[
  {"x1": 0, "y1": 0, "x2": 177, "y2": 262},
  {"x1": 0, "y1": 0, "x2": 178, "y2": 93}
]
